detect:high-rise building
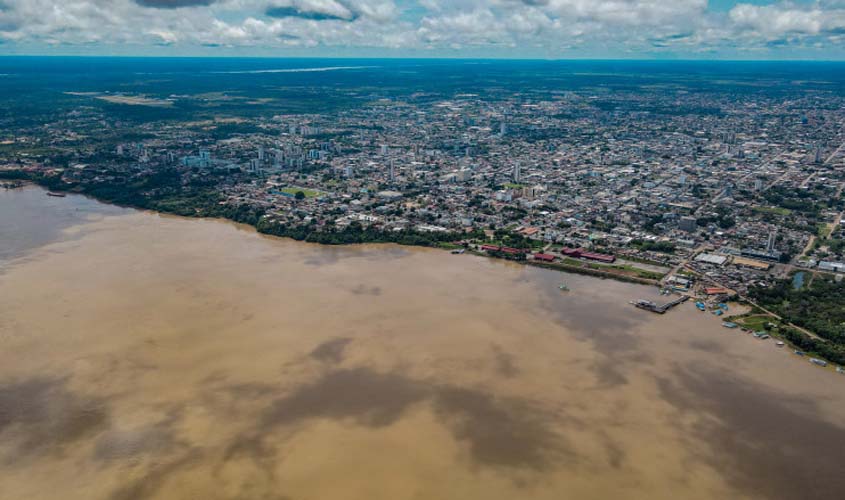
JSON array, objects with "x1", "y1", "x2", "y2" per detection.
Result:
[
  {"x1": 679, "y1": 216, "x2": 697, "y2": 232},
  {"x1": 513, "y1": 162, "x2": 521, "y2": 183},
  {"x1": 389, "y1": 160, "x2": 395, "y2": 182},
  {"x1": 381, "y1": 145, "x2": 389, "y2": 156},
  {"x1": 258, "y1": 147, "x2": 265, "y2": 161},
  {"x1": 767, "y1": 230, "x2": 777, "y2": 253},
  {"x1": 815, "y1": 145, "x2": 824, "y2": 164}
]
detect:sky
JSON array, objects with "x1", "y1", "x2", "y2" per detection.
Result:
[{"x1": 0, "y1": 1, "x2": 844, "y2": 59}]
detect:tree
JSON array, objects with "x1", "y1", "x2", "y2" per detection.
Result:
[{"x1": 295, "y1": 191, "x2": 306, "y2": 201}]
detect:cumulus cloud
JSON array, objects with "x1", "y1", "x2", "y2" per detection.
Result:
[
  {"x1": 135, "y1": 0, "x2": 216, "y2": 8},
  {"x1": 0, "y1": 0, "x2": 843, "y2": 55},
  {"x1": 264, "y1": 1, "x2": 368, "y2": 21},
  {"x1": 729, "y1": 2, "x2": 845, "y2": 39},
  {"x1": 266, "y1": 6, "x2": 355, "y2": 22}
]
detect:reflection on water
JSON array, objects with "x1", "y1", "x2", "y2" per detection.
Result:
[
  {"x1": 1, "y1": 188, "x2": 844, "y2": 500},
  {"x1": 0, "y1": 186, "x2": 130, "y2": 264}
]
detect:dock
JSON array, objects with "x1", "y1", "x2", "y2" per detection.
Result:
[{"x1": 632, "y1": 295, "x2": 689, "y2": 314}]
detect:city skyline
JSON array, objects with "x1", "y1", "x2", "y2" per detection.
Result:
[{"x1": 1, "y1": 1, "x2": 845, "y2": 59}]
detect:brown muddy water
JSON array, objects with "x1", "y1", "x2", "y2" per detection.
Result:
[{"x1": 1, "y1": 186, "x2": 844, "y2": 500}]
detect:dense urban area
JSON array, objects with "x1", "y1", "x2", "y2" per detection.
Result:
[{"x1": 2, "y1": 62, "x2": 844, "y2": 368}]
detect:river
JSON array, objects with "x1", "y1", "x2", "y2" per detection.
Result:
[{"x1": 1, "y1": 186, "x2": 843, "y2": 500}]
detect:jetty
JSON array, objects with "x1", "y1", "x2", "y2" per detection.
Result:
[{"x1": 632, "y1": 295, "x2": 689, "y2": 314}]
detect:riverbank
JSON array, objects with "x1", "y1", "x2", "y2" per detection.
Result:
[{"x1": 10, "y1": 173, "x2": 663, "y2": 287}]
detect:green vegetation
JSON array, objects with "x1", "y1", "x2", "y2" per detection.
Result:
[
  {"x1": 630, "y1": 239, "x2": 676, "y2": 254},
  {"x1": 529, "y1": 260, "x2": 657, "y2": 285},
  {"x1": 581, "y1": 261, "x2": 664, "y2": 280},
  {"x1": 488, "y1": 229, "x2": 545, "y2": 250},
  {"x1": 749, "y1": 277, "x2": 845, "y2": 365},
  {"x1": 697, "y1": 206, "x2": 736, "y2": 229},
  {"x1": 257, "y1": 219, "x2": 479, "y2": 247},
  {"x1": 734, "y1": 314, "x2": 779, "y2": 332},
  {"x1": 279, "y1": 187, "x2": 321, "y2": 198},
  {"x1": 762, "y1": 186, "x2": 829, "y2": 215},
  {"x1": 0, "y1": 143, "x2": 61, "y2": 156},
  {"x1": 816, "y1": 223, "x2": 833, "y2": 239},
  {"x1": 608, "y1": 265, "x2": 664, "y2": 281},
  {"x1": 753, "y1": 206, "x2": 792, "y2": 216}
]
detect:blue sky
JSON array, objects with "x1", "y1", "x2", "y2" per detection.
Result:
[{"x1": 0, "y1": 1, "x2": 844, "y2": 59}]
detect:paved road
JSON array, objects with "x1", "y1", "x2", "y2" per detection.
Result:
[
  {"x1": 660, "y1": 244, "x2": 708, "y2": 285},
  {"x1": 825, "y1": 140, "x2": 845, "y2": 165}
]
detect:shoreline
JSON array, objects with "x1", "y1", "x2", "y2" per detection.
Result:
[{"x1": 15, "y1": 177, "x2": 664, "y2": 288}]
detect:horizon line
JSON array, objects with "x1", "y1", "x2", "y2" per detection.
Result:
[{"x1": 2, "y1": 54, "x2": 845, "y2": 64}]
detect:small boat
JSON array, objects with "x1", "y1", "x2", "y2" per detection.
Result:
[
  {"x1": 809, "y1": 358, "x2": 828, "y2": 367},
  {"x1": 722, "y1": 322, "x2": 738, "y2": 329},
  {"x1": 695, "y1": 301, "x2": 706, "y2": 311},
  {"x1": 836, "y1": 366, "x2": 845, "y2": 374},
  {"x1": 451, "y1": 249, "x2": 465, "y2": 255},
  {"x1": 46, "y1": 192, "x2": 66, "y2": 198},
  {"x1": 794, "y1": 350, "x2": 805, "y2": 356},
  {"x1": 712, "y1": 309, "x2": 723, "y2": 316},
  {"x1": 776, "y1": 341, "x2": 785, "y2": 347},
  {"x1": 718, "y1": 303, "x2": 729, "y2": 311},
  {"x1": 559, "y1": 283, "x2": 570, "y2": 292}
]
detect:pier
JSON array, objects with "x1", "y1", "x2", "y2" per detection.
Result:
[{"x1": 632, "y1": 295, "x2": 689, "y2": 314}]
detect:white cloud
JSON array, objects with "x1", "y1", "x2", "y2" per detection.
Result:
[
  {"x1": 729, "y1": 2, "x2": 845, "y2": 39},
  {"x1": 0, "y1": 0, "x2": 843, "y2": 55}
]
